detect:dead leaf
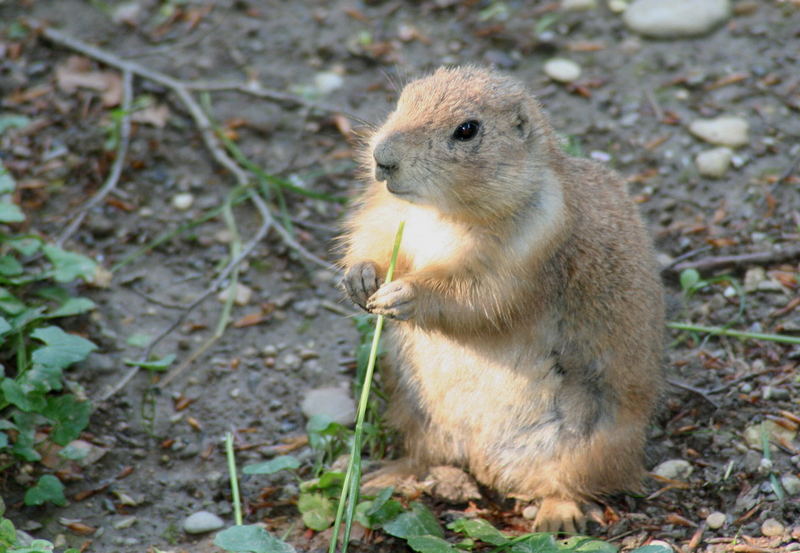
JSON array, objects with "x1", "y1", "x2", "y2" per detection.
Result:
[
  {"x1": 233, "y1": 311, "x2": 268, "y2": 328},
  {"x1": 131, "y1": 104, "x2": 170, "y2": 128},
  {"x1": 56, "y1": 56, "x2": 122, "y2": 107}
]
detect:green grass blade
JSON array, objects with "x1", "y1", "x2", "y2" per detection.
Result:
[
  {"x1": 226, "y1": 432, "x2": 243, "y2": 526},
  {"x1": 329, "y1": 221, "x2": 405, "y2": 553},
  {"x1": 667, "y1": 322, "x2": 800, "y2": 345}
]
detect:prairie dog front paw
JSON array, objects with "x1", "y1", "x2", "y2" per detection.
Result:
[
  {"x1": 344, "y1": 261, "x2": 381, "y2": 310},
  {"x1": 367, "y1": 279, "x2": 416, "y2": 320}
]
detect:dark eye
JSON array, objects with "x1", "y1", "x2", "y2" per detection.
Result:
[{"x1": 452, "y1": 120, "x2": 481, "y2": 141}]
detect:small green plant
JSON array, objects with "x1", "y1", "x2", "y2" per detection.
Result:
[
  {"x1": 1, "y1": 495, "x2": 80, "y2": 553},
  {"x1": 0, "y1": 161, "x2": 98, "y2": 500}
]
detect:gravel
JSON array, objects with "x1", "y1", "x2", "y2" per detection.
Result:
[{"x1": 623, "y1": 0, "x2": 730, "y2": 38}]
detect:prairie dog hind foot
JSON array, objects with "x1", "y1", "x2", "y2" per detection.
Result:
[{"x1": 530, "y1": 498, "x2": 605, "y2": 534}]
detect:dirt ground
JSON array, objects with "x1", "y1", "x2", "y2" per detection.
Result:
[{"x1": 2, "y1": 0, "x2": 800, "y2": 551}]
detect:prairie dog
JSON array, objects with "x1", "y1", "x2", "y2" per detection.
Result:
[{"x1": 340, "y1": 66, "x2": 664, "y2": 532}]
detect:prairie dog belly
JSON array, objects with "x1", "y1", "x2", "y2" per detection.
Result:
[{"x1": 385, "y1": 324, "x2": 567, "y2": 472}]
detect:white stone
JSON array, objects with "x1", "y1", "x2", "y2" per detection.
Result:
[
  {"x1": 623, "y1": 0, "x2": 730, "y2": 38},
  {"x1": 695, "y1": 147, "x2": 733, "y2": 178},
  {"x1": 183, "y1": 511, "x2": 224, "y2": 534},
  {"x1": 544, "y1": 58, "x2": 581, "y2": 83},
  {"x1": 314, "y1": 72, "x2": 344, "y2": 95},
  {"x1": 781, "y1": 473, "x2": 800, "y2": 496},
  {"x1": 761, "y1": 518, "x2": 785, "y2": 537},
  {"x1": 608, "y1": 0, "x2": 628, "y2": 13},
  {"x1": 301, "y1": 386, "x2": 355, "y2": 425},
  {"x1": 171, "y1": 193, "x2": 195, "y2": 211},
  {"x1": 562, "y1": 0, "x2": 597, "y2": 10},
  {"x1": 217, "y1": 283, "x2": 253, "y2": 306},
  {"x1": 653, "y1": 459, "x2": 693, "y2": 480},
  {"x1": 706, "y1": 511, "x2": 726, "y2": 529},
  {"x1": 522, "y1": 505, "x2": 539, "y2": 520},
  {"x1": 689, "y1": 116, "x2": 749, "y2": 148}
]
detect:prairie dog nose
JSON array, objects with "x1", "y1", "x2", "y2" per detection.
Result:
[{"x1": 373, "y1": 139, "x2": 399, "y2": 182}]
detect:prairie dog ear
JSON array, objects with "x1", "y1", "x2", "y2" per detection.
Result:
[{"x1": 514, "y1": 98, "x2": 537, "y2": 141}]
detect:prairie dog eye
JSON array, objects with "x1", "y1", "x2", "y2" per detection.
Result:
[{"x1": 452, "y1": 120, "x2": 481, "y2": 141}]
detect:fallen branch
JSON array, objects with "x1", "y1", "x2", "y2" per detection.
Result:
[
  {"x1": 97, "y1": 196, "x2": 273, "y2": 401},
  {"x1": 668, "y1": 244, "x2": 800, "y2": 274},
  {"x1": 57, "y1": 68, "x2": 133, "y2": 246}
]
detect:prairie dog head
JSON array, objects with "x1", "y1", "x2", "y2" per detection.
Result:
[{"x1": 369, "y1": 66, "x2": 558, "y2": 223}]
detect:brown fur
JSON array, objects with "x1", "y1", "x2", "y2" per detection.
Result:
[{"x1": 339, "y1": 66, "x2": 664, "y2": 532}]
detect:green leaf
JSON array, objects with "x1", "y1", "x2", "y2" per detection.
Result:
[
  {"x1": 43, "y1": 395, "x2": 91, "y2": 445},
  {"x1": 24, "y1": 474, "x2": 67, "y2": 507},
  {"x1": 407, "y1": 535, "x2": 459, "y2": 553},
  {"x1": 0, "y1": 202, "x2": 25, "y2": 223},
  {"x1": 59, "y1": 442, "x2": 90, "y2": 460},
  {"x1": 123, "y1": 354, "x2": 176, "y2": 372},
  {"x1": 297, "y1": 492, "x2": 335, "y2": 531},
  {"x1": 11, "y1": 412, "x2": 41, "y2": 462},
  {"x1": 126, "y1": 332, "x2": 151, "y2": 348},
  {"x1": 243, "y1": 455, "x2": 300, "y2": 475},
  {"x1": 7, "y1": 236, "x2": 42, "y2": 256},
  {"x1": 46, "y1": 297, "x2": 96, "y2": 318},
  {"x1": 679, "y1": 269, "x2": 701, "y2": 292},
  {"x1": 0, "y1": 518, "x2": 16, "y2": 548},
  {"x1": 22, "y1": 363, "x2": 64, "y2": 393},
  {"x1": 0, "y1": 432, "x2": 7, "y2": 448},
  {"x1": 383, "y1": 502, "x2": 443, "y2": 539},
  {"x1": 301, "y1": 471, "x2": 345, "y2": 494},
  {"x1": 31, "y1": 326, "x2": 97, "y2": 369},
  {"x1": 42, "y1": 244, "x2": 97, "y2": 283},
  {"x1": 0, "y1": 316, "x2": 11, "y2": 336},
  {"x1": 0, "y1": 255, "x2": 23, "y2": 276},
  {"x1": 559, "y1": 536, "x2": 618, "y2": 553},
  {"x1": 1, "y1": 379, "x2": 47, "y2": 412},
  {"x1": 0, "y1": 114, "x2": 31, "y2": 136},
  {"x1": 0, "y1": 287, "x2": 26, "y2": 315},
  {"x1": 629, "y1": 546, "x2": 671, "y2": 553},
  {"x1": 363, "y1": 487, "x2": 403, "y2": 527},
  {"x1": 8, "y1": 539, "x2": 63, "y2": 553},
  {"x1": 447, "y1": 518, "x2": 508, "y2": 546},
  {"x1": 213, "y1": 524, "x2": 296, "y2": 553},
  {"x1": 0, "y1": 164, "x2": 16, "y2": 195}
]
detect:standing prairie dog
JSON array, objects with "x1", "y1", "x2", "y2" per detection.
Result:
[{"x1": 340, "y1": 66, "x2": 664, "y2": 532}]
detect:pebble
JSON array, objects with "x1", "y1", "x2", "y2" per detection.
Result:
[
  {"x1": 217, "y1": 283, "x2": 253, "y2": 306},
  {"x1": 689, "y1": 116, "x2": 749, "y2": 148},
  {"x1": 695, "y1": 147, "x2": 733, "y2": 178},
  {"x1": 279, "y1": 353, "x2": 302, "y2": 371},
  {"x1": 543, "y1": 58, "x2": 581, "y2": 83},
  {"x1": 183, "y1": 511, "x2": 225, "y2": 534},
  {"x1": 314, "y1": 71, "x2": 344, "y2": 95},
  {"x1": 762, "y1": 518, "x2": 785, "y2": 537},
  {"x1": 171, "y1": 193, "x2": 195, "y2": 211},
  {"x1": 781, "y1": 473, "x2": 800, "y2": 496},
  {"x1": 522, "y1": 505, "x2": 539, "y2": 520},
  {"x1": 300, "y1": 386, "x2": 356, "y2": 425},
  {"x1": 113, "y1": 516, "x2": 137, "y2": 529},
  {"x1": 706, "y1": 511, "x2": 726, "y2": 529},
  {"x1": 653, "y1": 459, "x2": 693, "y2": 480},
  {"x1": 744, "y1": 421, "x2": 797, "y2": 449},
  {"x1": 623, "y1": 0, "x2": 730, "y2": 38},
  {"x1": 561, "y1": 0, "x2": 597, "y2": 10}
]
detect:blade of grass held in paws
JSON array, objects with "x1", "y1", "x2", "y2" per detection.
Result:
[{"x1": 329, "y1": 221, "x2": 405, "y2": 553}]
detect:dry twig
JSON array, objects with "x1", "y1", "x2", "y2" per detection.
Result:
[
  {"x1": 668, "y1": 244, "x2": 800, "y2": 274},
  {"x1": 57, "y1": 68, "x2": 134, "y2": 246}
]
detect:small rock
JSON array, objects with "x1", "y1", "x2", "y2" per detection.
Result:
[
  {"x1": 689, "y1": 116, "x2": 749, "y2": 148},
  {"x1": 653, "y1": 459, "x2": 693, "y2": 480},
  {"x1": 111, "y1": 2, "x2": 143, "y2": 25},
  {"x1": 172, "y1": 193, "x2": 195, "y2": 211},
  {"x1": 695, "y1": 147, "x2": 733, "y2": 178},
  {"x1": 623, "y1": 0, "x2": 730, "y2": 38},
  {"x1": 762, "y1": 385, "x2": 790, "y2": 401},
  {"x1": 744, "y1": 267, "x2": 767, "y2": 293},
  {"x1": 781, "y1": 473, "x2": 800, "y2": 496},
  {"x1": 301, "y1": 386, "x2": 355, "y2": 425},
  {"x1": 543, "y1": 58, "x2": 581, "y2": 83},
  {"x1": 762, "y1": 518, "x2": 785, "y2": 537},
  {"x1": 744, "y1": 421, "x2": 797, "y2": 449},
  {"x1": 279, "y1": 353, "x2": 302, "y2": 371},
  {"x1": 113, "y1": 516, "x2": 137, "y2": 530},
  {"x1": 562, "y1": 0, "x2": 597, "y2": 10},
  {"x1": 607, "y1": 0, "x2": 628, "y2": 12},
  {"x1": 183, "y1": 511, "x2": 225, "y2": 534},
  {"x1": 522, "y1": 505, "x2": 539, "y2": 520},
  {"x1": 706, "y1": 511, "x2": 726, "y2": 529},
  {"x1": 217, "y1": 283, "x2": 253, "y2": 306},
  {"x1": 314, "y1": 71, "x2": 344, "y2": 95}
]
